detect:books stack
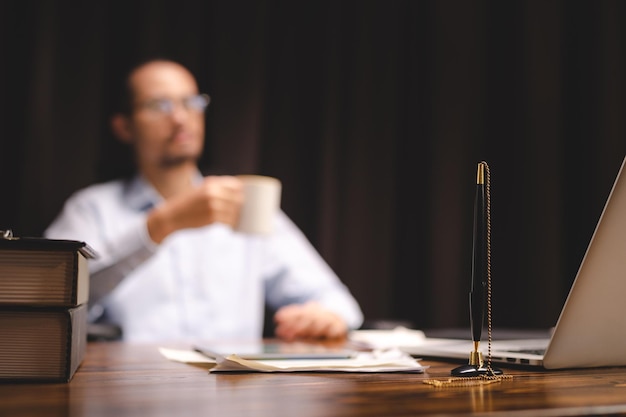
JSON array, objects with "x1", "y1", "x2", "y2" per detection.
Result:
[{"x1": 0, "y1": 233, "x2": 96, "y2": 382}]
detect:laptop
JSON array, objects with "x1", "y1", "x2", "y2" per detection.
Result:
[{"x1": 401, "y1": 155, "x2": 626, "y2": 369}]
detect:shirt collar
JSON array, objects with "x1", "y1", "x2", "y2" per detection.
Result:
[{"x1": 123, "y1": 170, "x2": 204, "y2": 213}]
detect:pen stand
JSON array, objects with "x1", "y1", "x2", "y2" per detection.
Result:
[
  {"x1": 450, "y1": 161, "x2": 504, "y2": 379},
  {"x1": 451, "y1": 349, "x2": 503, "y2": 377}
]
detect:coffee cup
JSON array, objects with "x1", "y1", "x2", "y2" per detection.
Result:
[{"x1": 235, "y1": 175, "x2": 282, "y2": 234}]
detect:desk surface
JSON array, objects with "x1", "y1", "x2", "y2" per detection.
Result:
[{"x1": 2, "y1": 341, "x2": 626, "y2": 417}]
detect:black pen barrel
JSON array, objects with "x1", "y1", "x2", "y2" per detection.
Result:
[{"x1": 469, "y1": 163, "x2": 487, "y2": 343}]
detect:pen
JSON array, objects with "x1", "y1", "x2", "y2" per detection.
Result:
[
  {"x1": 469, "y1": 162, "x2": 487, "y2": 359},
  {"x1": 451, "y1": 161, "x2": 503, "y2": 376}
]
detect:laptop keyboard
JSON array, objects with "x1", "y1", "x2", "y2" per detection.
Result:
[{"x1": 511, "y1": 348, "x2": 546, "y2": 356}]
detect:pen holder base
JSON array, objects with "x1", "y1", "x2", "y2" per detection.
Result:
[
  {"x1": 450, "y1": 364, "x2": 504, "y2": 377},
  {"x1": 450, "y1": 350, "x2": 504, "y2": 377}
]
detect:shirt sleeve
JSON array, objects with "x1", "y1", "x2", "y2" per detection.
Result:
[
  {"x1": 262, "y1": 211, "x2": 364, "y2": 330},
  {"x1": 44, "y1": 188, "x2": 158, "y2": 307}
]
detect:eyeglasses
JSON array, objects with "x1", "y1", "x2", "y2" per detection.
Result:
[{"x1": 138, "y1": 94, "x2": 211, "y2": 115}]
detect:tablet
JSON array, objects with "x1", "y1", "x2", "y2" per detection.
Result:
[{"x1": 193, "y1": 340, "x2": 356, "y2": 360}]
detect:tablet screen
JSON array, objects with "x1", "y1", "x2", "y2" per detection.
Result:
[{"x1": 193, "y1": 340, "x2": 356, "y2": 360}]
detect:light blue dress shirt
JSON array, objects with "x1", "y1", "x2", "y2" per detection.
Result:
[{"x1": 44, "y1": 174, "x2": 363, "y2": 342}]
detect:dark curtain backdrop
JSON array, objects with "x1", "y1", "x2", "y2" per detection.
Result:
[{"x1": 2, "y1": 0, "x2": 626, "y2": 331}]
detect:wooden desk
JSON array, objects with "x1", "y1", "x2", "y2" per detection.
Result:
[{"x1": 2, "y1": 341, "x2": 626, "y2": 416}]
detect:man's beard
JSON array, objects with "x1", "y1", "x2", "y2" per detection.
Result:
[
  {"x1": 159, "y1": 153, "x2": 201, "y2": 168},
  {"x1": 158, "y1": 135, "x2": 203, "y2": 168}
]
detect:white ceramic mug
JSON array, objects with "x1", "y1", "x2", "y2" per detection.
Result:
[{"x1": 236, "y1": 175, "x2": 282, "y2": 234}]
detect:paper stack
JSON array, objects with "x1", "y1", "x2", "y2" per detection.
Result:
[{"x1": 159, "y1": 346, "x2": 427, "y2": 373}]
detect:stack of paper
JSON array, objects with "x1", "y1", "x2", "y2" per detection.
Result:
[
  {"x1": 349, "y1": 326, "x2": 427, "y2": 350},
  {"x1": 159, "y1": 347, "x2": 426, "y2": 373}
]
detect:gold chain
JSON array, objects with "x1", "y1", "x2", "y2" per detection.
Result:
[
  {"x1": 484, "y1": 161, "x2": 495, "y2": 375},
  {"x1": 424, "y1": 162, "x2": 512, "y2": 387}
]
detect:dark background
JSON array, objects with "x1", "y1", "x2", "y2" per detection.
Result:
[{"x1": 2, "y1": 0, "x2": 625, "y2": 332}]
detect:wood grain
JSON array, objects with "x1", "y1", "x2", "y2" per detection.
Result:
[{"x1": 2, "y1": 341, "x2": 626, "y2": 416}]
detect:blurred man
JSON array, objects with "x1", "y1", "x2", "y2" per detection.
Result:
[{"x1": 45, "y1": 59, "x2": 363, "y2": 342}]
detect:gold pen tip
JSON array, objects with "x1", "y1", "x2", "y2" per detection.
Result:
[{"x1": 476, "y1": 162, "x2": 485, "y2": 184}]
